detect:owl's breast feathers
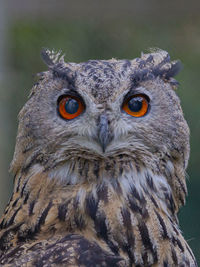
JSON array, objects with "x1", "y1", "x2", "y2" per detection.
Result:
[{"x1": 0, "y1": 159, "x2": 197, "y2": 266}]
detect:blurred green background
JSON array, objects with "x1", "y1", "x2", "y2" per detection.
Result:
[{"x1": 0, "y1": 0, "x2": 199, "y2": 263}]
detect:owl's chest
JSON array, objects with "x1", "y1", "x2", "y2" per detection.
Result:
[{"x1": 0, "y1": 167, "x2": 194, "y2": 266}]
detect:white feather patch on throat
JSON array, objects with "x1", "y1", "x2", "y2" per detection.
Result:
[
  {"x1": 48, "y1": 160, "x2": 173, "y2": 214},
  {"x1": 119, "y1": 167, "x2": 172, "y2": 215},
  {"x1": 48, "y1": 161, "x2": 79, "y2": 184}
]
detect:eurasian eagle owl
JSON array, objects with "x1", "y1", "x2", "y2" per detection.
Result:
[{"x1": 0, "y1": 49, "x2": 197, "y2": 266}]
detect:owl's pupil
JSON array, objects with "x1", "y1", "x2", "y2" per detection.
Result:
[
  {"x1": 128, "y1": 97, "x2": 143, "y2": 112},
  {"x1": 65, "y1": 98, "x2": 79, "y2": 114}
]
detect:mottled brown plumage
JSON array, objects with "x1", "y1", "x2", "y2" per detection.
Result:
[{"x1": 0, "y1": 49, "x2": 197, "y2": 266}]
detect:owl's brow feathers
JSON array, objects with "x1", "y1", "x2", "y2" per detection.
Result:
[{"x1": 40, "y1": 48, "x2": 182, "y2": 88}]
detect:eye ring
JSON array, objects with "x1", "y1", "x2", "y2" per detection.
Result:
[
  {"x1": 58, "y1": 95, "x2": 85, "y2": 120},
  {"x1": 122, "y1": 94, "x2": 149, "y2": 117}
]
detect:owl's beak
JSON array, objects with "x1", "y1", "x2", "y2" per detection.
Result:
[{"x1": 98, "y1": 114, "x2": 112, "y2": 153}]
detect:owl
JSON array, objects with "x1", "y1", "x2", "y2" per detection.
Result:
[{"x1": 0, "y1": 49, "x2": 197, "y2": 266}]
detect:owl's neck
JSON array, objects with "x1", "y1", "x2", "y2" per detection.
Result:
[
  {"x1": 47, "y1": 158, "x2": 177, "y2": 212},
  {"x1": 46, "y1": 157, "x2": 185, "y2": 215},
  {"x1": 0, "y1": 158, "x2": 187, "y2": 264}
]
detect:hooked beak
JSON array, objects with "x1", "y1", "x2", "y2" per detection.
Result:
[{"x1": 98, "y1": 114, "x2": 112, "y2": 153}]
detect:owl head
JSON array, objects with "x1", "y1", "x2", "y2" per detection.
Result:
[{"x1": 11, "y1": 49, "x2": 189, "y2": 190}]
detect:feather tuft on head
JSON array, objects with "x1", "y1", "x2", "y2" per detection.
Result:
[
  {"x1": 41, "y1": 48, "x2": 65, "y2": 67},
  {"x1": 132, "y1": 49, "x2": 182, "y2": 89}
]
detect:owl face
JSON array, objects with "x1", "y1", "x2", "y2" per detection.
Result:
[{"x1": 11, "y1": 50, "x2": 189, "y2": 176}]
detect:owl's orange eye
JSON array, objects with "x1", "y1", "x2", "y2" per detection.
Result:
[
  {"x1": 58, "y1": 95, "x2": 85, "y2": 120},
  {"x1": 122, "y1": 94, "x2": 149, "y2": 117}
]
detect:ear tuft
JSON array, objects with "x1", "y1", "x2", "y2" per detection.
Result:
[
  {"x1": 140, "y1": 49, "x2": 181, "y2": 76},
  {"x1": 133, "y1": 49, "x2": 183, "y2": 89},
  {"x1": 41, "y1": 48, "x2": 65, "y2": 67}
]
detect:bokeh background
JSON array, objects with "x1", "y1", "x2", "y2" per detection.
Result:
[{"x1": 0, "y1": 0, "x2": 199, "y2": 263}]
